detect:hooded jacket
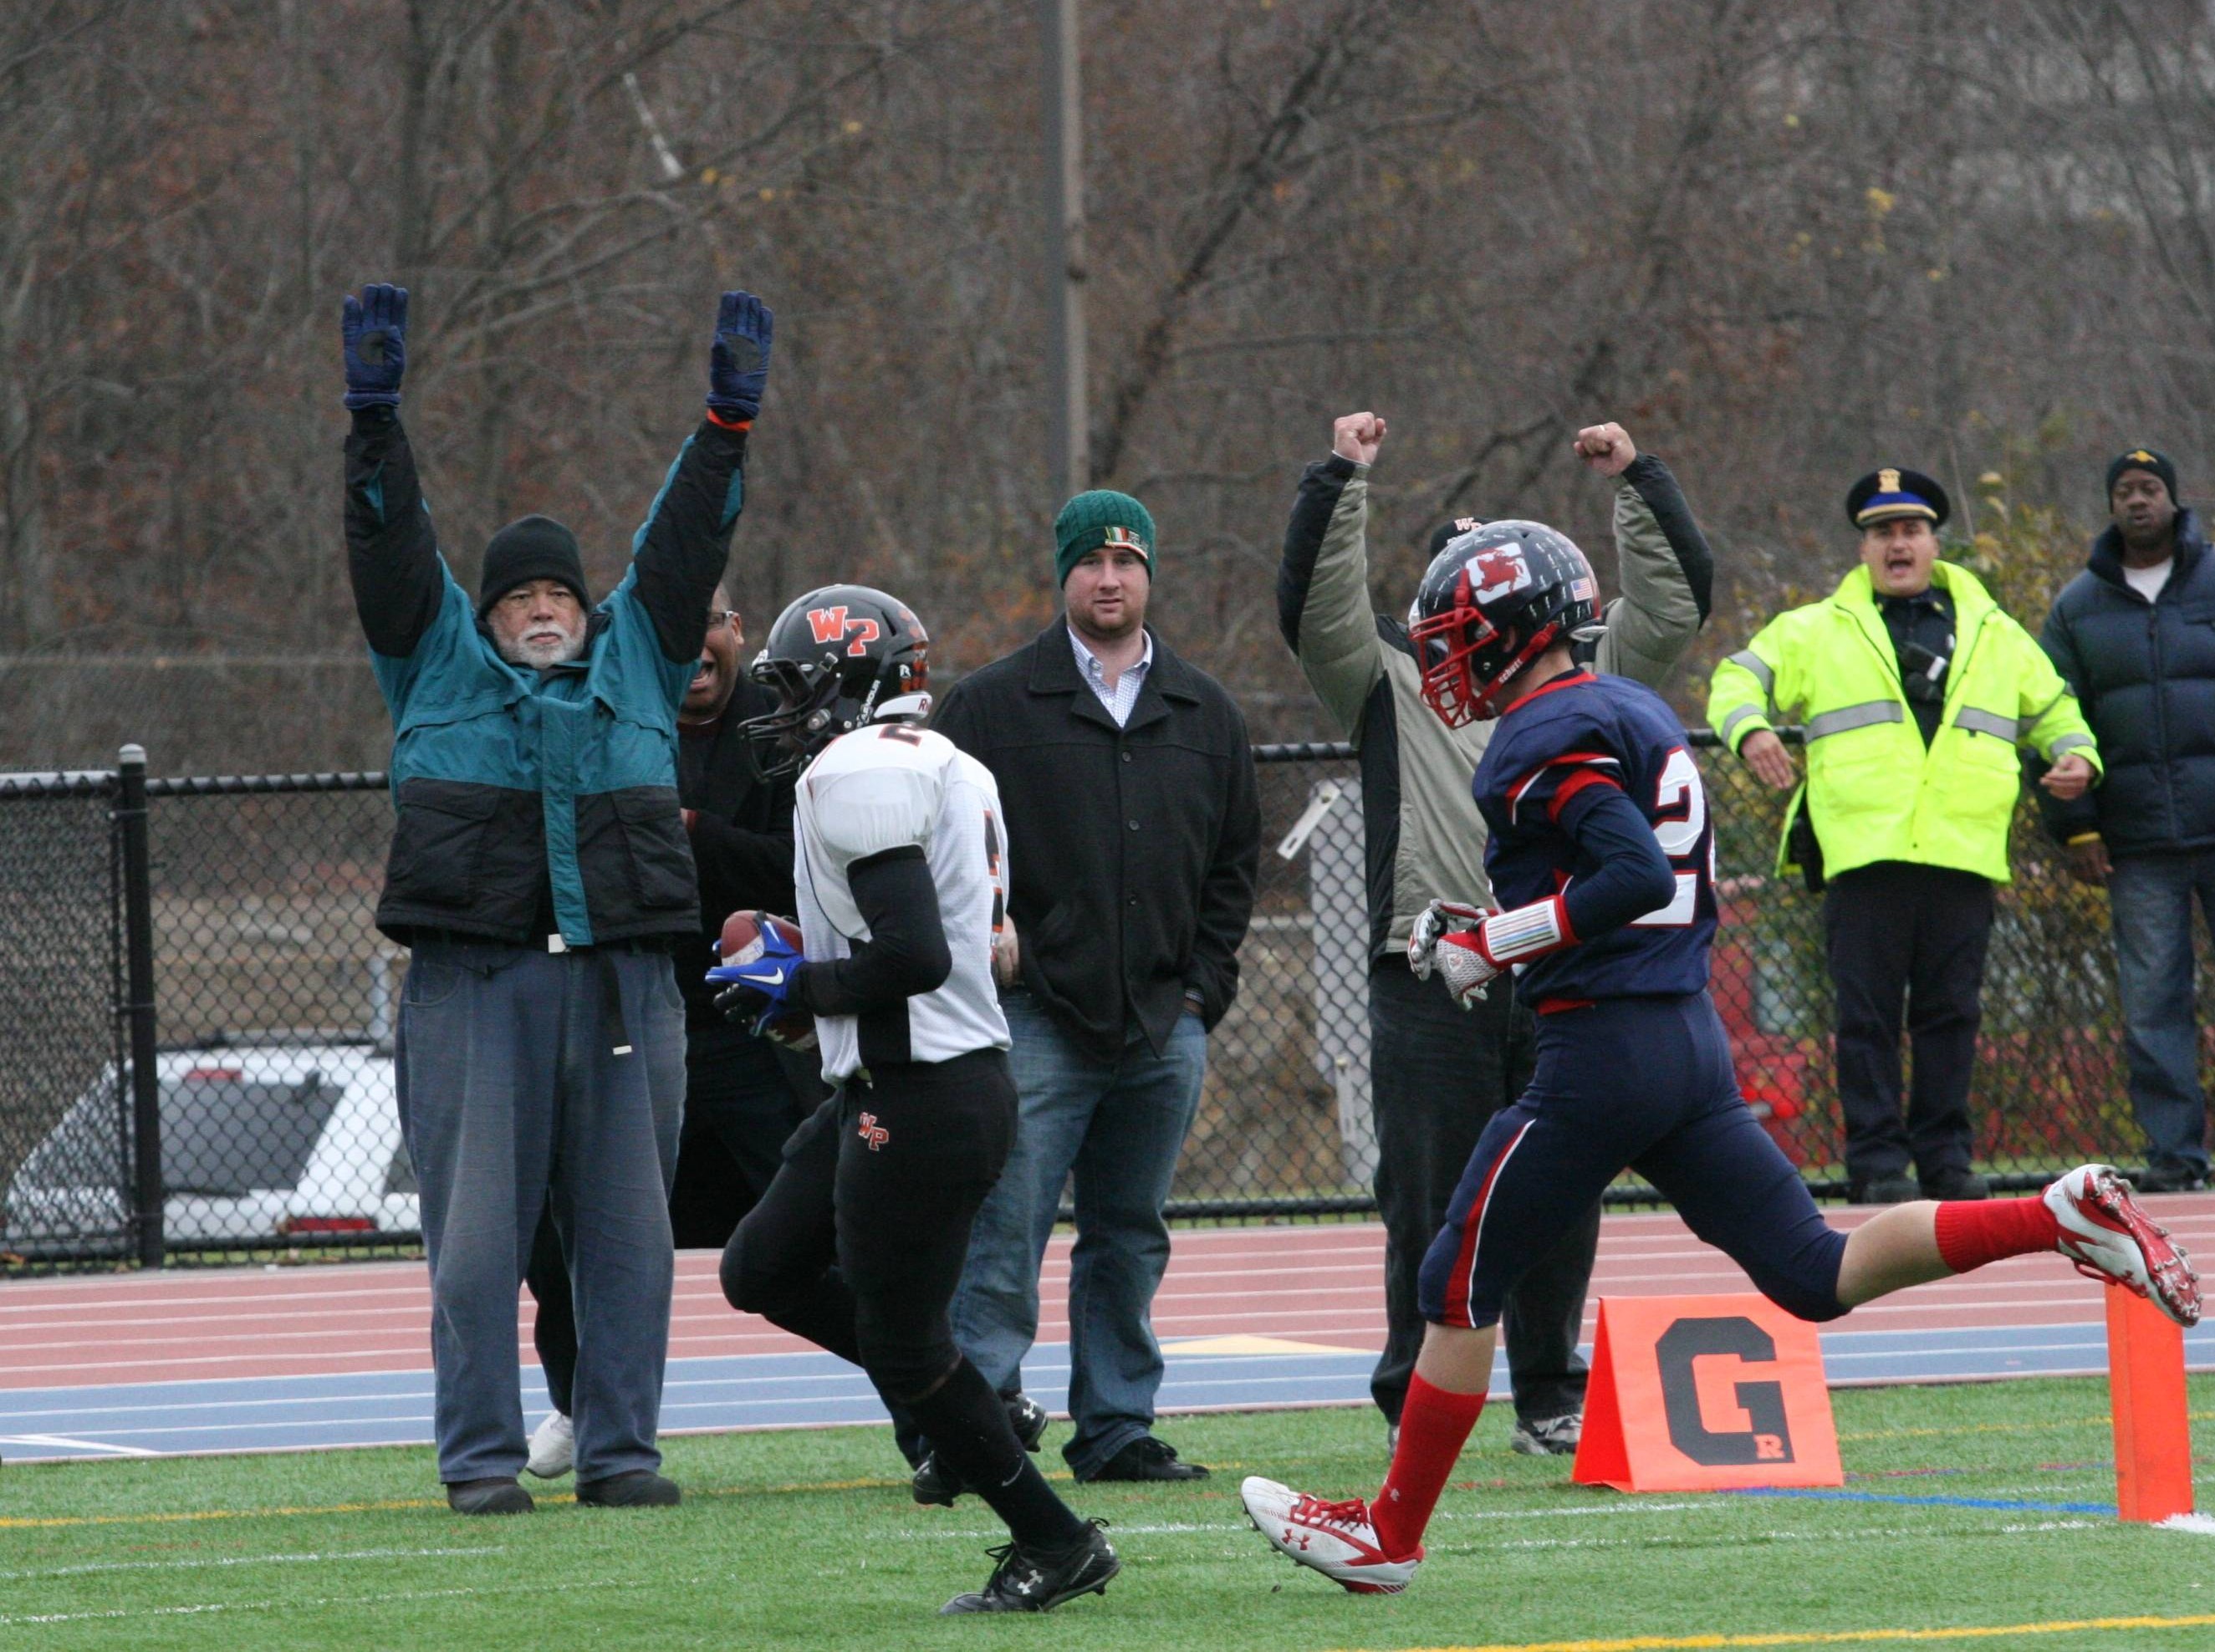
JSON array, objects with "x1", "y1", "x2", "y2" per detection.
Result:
[
  {"x1": 2039, "y1": 510, "x2": 2215, "y2": 858},
  {"x1": 344, "y1": 405, "x2": 747, "y2": 946}
]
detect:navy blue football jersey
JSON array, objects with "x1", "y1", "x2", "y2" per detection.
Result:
[{"x1": 1470, "y1": 670, "x2": 1716, "y2": 1004}]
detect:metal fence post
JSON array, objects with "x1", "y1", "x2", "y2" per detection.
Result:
[{"x1": 117, "y1": 743, "x2": 163, "y2": 1267}]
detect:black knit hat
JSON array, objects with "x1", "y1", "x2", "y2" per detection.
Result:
[
  {"x1": 477, "y1": 515, "x2": 589, "y2": 617},
  {"x1": 1426, "y1": 515, "x2": 1485, "y2": 558},
  {"x1": 2107, "y1": 447, "x2": 2180, "y2": 507}
]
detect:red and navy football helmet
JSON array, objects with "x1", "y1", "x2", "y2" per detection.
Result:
[{"x1": 1406, "y1": 520, "x2": 1600, "y2": 726}]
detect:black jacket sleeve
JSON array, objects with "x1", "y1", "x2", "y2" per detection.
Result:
[
  {"x1": 2035, "y1": 598, "x2": 2101, "y2": 843},
  {"x1": 344, "y1": 406, "x2": 446, "y2": 658},
  {"x1": 789, "y1": 847, "x2": 953, "y2": 1017},
  {"x1": 1187, "y1": 709, "x2": 1261, "y2": 1027},
  {"x1": 630, "y1": 420, "x2": 750, "y2": 664}
]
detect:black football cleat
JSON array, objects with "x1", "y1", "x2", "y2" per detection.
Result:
[
  {"x1": 938, "y1": 1520, "x2": 1118, "y2": 1614},
  {"x1": 911, "y1": 1392, "x2": 1050, "y2": 1507}
]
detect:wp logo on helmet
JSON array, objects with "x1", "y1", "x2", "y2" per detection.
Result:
[{"x1": 806, "y1": 605, "x2": 884, "y2": 656}]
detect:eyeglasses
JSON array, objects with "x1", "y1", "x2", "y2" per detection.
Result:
[{"x1": 706, "y1": 609, "x2": 737, "y2": 630}]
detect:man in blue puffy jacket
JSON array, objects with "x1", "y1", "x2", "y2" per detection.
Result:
[
  {"x1": 2041, "y1": 448, "x2": 2215, "y2": 1192},
  {"x1": 340, "y1": 283, "x2": 772, "y2": 1512}
]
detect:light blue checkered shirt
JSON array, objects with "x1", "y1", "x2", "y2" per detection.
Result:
[{"x1": 1069, "y1": 625, "x2": 1153, "y2": 728}]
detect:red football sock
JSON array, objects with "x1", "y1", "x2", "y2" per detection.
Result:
[
  {"x1": 1373, "y1": 1373, "x2": 1485, "y2": 1558},
  {"x1": 1933, "y1": 1196, "x2": 2060, "y2": 1273}
]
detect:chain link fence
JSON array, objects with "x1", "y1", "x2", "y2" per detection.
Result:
[
  {"x1": 0, "y1": 772, "x2": 129, "y2": 1263},
  {"x1": 0, "y1": 736, "x2": 2194, "y2": 1270}
]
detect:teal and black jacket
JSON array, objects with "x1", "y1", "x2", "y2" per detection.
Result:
[{"x1": 344, "y1": 405, "x2": 748, "y2": 947}]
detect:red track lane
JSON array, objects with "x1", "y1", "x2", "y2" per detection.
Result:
[{"x1": 3, "y1": 1195, "x2": 2210, "y2": 1390}]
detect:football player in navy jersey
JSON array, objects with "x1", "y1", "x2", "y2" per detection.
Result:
[{"x1": 1242, "y1": 522, "x2": 2202, "y2": 1597}]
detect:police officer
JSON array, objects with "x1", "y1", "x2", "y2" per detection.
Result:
[{"x1": 1708, "y1": 468, "x2": 2100, "y2": 1203}]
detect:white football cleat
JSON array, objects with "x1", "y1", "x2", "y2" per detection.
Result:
[
  {"x1": 2044, "y1": 1164, "x2": 2202, "y2": 1327},
  {"x1": 526, "y1": 1410, "x2": 574, "y2": 1479},
  {"x1": 1240, "y1": 1476, "x2": 1421, "y2": 1595}
]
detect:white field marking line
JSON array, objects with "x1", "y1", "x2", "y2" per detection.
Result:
[
  {"x1": 0, "y1": 1347, "x2": 440, "y2": 1379},
  {"x1": 0, "y1": 1547, "x2": 497, "y2": 1583},
  {"x1": 0, "y1": 1433, "x2": 157, "y2": 1456},
  {"x1": 3, "y1": 1329, "x2": 443, "y2": 1358},
  {"x1": 0, "y1": 1276, "x2": 1394, "y2": 1346},
  {"x1": 0, "y1": 1386, "x2": 924, "y2": 1440},
  {"x1": 1462, "y1": 1518, "x2": 2105, "y2": 1555},
  {"x1": 0, "y1": 1282, "x2": 437, "y2": 1317},
  {"x1": 0, "y1": 1363, "x2": 898, "y2": 1422},
  {"x1": 4, "y1": 1272, "x2": 2123, "y2": 1353},
  {"x1": 0, "y1": 1576, "x2": 646, "y2": 1629},
  {"x1": 2157, "y1": 1513, "x2": 2215, "y2": 1536}
]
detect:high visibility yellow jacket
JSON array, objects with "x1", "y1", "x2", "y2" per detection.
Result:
[{"x1": 1707, "y1": 561, "x2": 2099, "y2": 884}]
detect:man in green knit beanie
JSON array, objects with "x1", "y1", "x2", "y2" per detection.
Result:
[
  {"x1": 1053, "y1": 489, "x2": 1156, "y2": 587},
  {"x1": 917, "y1": 484, "x2": 1259, "y2": 1495}
]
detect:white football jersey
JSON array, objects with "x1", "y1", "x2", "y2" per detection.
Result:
[{"x1": 791, "y1": 720, "x2": 1012, "y2": 1082}]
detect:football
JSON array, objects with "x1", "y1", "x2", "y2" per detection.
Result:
[
  {"x1": 718, "y1": 907, "x2": 805, "y2": 968},
  {"x1": 715, "y1": 910, "x2": 818, "y2": 1053}
]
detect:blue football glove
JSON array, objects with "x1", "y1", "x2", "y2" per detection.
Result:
[
  {"x1": 705, "y1": 922, "x2": 802, "y2": 1027},
  {"x1": 341, "y1": 284, "x2": 408, "y2": 410},
  {"x1": 706, "y1": 289, "x2": 773, "y2": 422}
]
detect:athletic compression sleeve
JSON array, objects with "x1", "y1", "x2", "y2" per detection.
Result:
[
  {"x1": 789, "y1": 847, "x2": 953, "y2": 1017},
  {"x1": 1555, "y1": 783, "x2": 1679, "y2": 941}
]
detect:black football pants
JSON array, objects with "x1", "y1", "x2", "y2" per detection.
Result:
[
  {"x1": 1368, "y1": 958, "x2": 1597, "y2": 1427},
  {"x1": 719, "y1": 1049, "x2": 1085, "y2": 1550},
  {"x1": 1824, "y1": 860, "x2": 1995, "y2": 1189}
]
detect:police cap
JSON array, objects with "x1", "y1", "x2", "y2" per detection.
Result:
[{"x1": 1845, "y1": 467, "x2": 1949, "y2": 530}]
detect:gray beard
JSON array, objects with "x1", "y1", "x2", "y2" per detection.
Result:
[{"x1": 498, "y1": 629, "x2": 588, "y2": 670}]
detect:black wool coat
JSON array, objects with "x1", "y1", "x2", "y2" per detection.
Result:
[
  {"x1": 931, "y1": 621, "x2": 1260, "y2": 1063},
  {"x1": 2040, "y1": 510, "x2": 2215, "y2": 858}
]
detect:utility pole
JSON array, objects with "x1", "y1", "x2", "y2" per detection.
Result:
[{"x1": 1041, "y1": 0, "x2": 1089, "y2": 499}]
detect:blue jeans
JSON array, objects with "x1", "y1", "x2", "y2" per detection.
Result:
[
  {"x1": 2108, "y1": 850, "x2": 2215, "y2": 1177},
  {"x1": 948, "y1": 992, "x2": 1207, "y2": 1478},
  {"x1": 398, "y1": 941, "x2": 686, "y2": 1485}
]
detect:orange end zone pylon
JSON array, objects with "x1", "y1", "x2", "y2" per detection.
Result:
[
  {"x1": 1572, "y1": 1294, "x2": 1842, "y2": 1492},
  {"x1": 2106, "y1": 1282, "x2": 2194, "y2": 1523}
]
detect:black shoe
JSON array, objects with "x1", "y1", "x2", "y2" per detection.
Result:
[
  {"x1": 1084, "y1": 1435, "x2": 1209, "y2": 1483},
  {"x1": 2138, "y1": 1164, "x2": 2210, "y2": 1194},
  {"x1": 575, "y1": 1470, "x2": 681, "y2": 1508},
  {"x1": 1920, "y1": 1170, "x2": 1988, "y2": 1201},
  {"x1": 1850, "y1": 1174, "x2": 1920, "y2": 1205},
  {"x1": 938, "y1": 1520, "x2": 1119, "y2": 1614},
  {"x1": 911, "y1": 1392, "x2": 1051, "y2": 1508},
  {"x1": 447, "y1": 1476, "x2": 534, "y2": 1515}
]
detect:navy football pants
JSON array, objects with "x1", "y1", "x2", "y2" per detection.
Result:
[{"x1": 1418, "y1": 992, "x2": 1850, "y2": 1330}]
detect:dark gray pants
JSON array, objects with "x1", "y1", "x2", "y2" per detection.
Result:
[
  {"x1": 1367, "y1": 959, "x2": 1596, "y2": 1426},
  {"x1": 397, "y1": 941, "x2": 685, "y2": 1485}
]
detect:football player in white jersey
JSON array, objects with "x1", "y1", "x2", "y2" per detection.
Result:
[{"x1": 708, "y1": 585, "x2": 1117, "y2": 1616}]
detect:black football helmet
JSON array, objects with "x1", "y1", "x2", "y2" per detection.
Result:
[
  {"x1": 741, "y1": 584, "x2": 931, "y2": 772},
  {"x1": 1406, "y1": 520, "x2": 1600, "y2": 726}
]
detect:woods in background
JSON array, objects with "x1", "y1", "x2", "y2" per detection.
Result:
[{"x1": 4, "y1": 0, "x2": 2212, "y2": 768}]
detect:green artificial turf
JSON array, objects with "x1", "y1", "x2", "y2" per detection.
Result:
[{"x1": 3, "y1": 1379, "x2": 2214, "y2": 1651}]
